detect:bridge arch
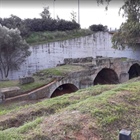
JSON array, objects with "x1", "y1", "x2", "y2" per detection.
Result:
[
  {"x1": 93, "y1": 68, "x2": 119, "y2": 85},
  {"x1": 128, "y1": 63, "x2": 140, "y2": 79},
  {"x1": 50, "y1": 83, "x2": 78, "y2": 98}
]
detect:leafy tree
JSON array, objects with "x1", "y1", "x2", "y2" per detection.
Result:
[
  {"x1": 0, "y1": 18, "x2": 2, "y2": 25},
  {"x1": 1, "y1": 15, "x2": 22, "y2": 29},
  {"x1": 112, "y1": 20, "x2": 140, "y2": 49},
  {"x1": 0, "y1": 7, "x2": 80, "y2": 36},
  {"x1": 40, "y1": 7, "x2": 51, "y2": 19},
  {"x1": 89, "y1": 24, "x2": 108, "y2": 32},
  {"x1": 0, "y1": 25, "x2": 31, "y2": 79},
  {"x1": 57, "y1": 19, "x2": 80, "y2": 31},
  {"x1": 96, "y1": 0, "x2": 140, "y2": 49},
  {"x1": 70, "y1": 11, "x2": 77, "y2": 23},
  {"x1": 9, "y1": 15, "x2": 31, "y2": 37},
  {"x1": 1, "y1": 15, "x2": 30, "y2": 38},
  {"x1": 112, "y1": 0, "x2": 140, "y2": 49},
  {"x1": 56, "y1": 15, "x2": 60, "y2": 21}
]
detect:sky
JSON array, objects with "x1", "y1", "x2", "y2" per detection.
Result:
[{"x1": 0, "y1": 0, "x2": 126, "y2": 30}]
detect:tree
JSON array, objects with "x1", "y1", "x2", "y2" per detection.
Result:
[
  {"x1": 96, "y1": 0, "x2": 140, "y2": 49},
  {"x1": 1, "y1": 15, "x2": 22, "y2": 29},
  {"x1": 70, "y1": 11, "x2": 77, "y2": 23},
  {"x1": 89, "y1": 24, "x2": 108, "y2": 32},
  {"x1": 96, "y1": 0, "x2": 140, "y2": 21},
  {"x1": 112, "y1": 0, "x2": 140, "y2": 49},
  {"x1": 40, "y1": 7, "x2": 51, "y2": 19},
  {"x1": 0, "y1": 25, "x2": 31, "y2": 79}
]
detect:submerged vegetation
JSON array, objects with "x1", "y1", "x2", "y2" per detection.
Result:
[{"x1": 0, "y1": 78, "x2": 140, "y2": 140}]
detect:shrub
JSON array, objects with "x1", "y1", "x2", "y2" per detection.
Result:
[
  {"x1": 89, "y1": 24, "x2": 108, "y2": 32},
  {"x1": 1, "y1": 16, "x2": 80, "y2": 37}
]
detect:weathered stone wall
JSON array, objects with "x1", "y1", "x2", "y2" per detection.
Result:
[
  {"x1": 0, "y1": 91, "x2": 5, "y2": 103},
  {"x1": 26, "y1": 58, "x2": 140, "y2": 100},
  {"x1": 64, "y1": 57, "x2": 93, "y2": 64},
  {"x1": 19, "y1": 77, "x2": 34, "y2": 85},
  {"x1": 3, "y1": 32, "x2": 140, "y2": 80},
  {"x1": 1, "y1": 87, "x2": 21, "y2": 98},
  {"x1": 3, "y1": 58, "x2": 140, "y2": 102}
]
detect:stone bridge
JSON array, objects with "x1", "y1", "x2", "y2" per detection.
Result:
[
  {"x1": 2, "y1": 57, "x2": 140, "y2": 102},
  {"x1": 22, "y1": 57, "x2": 140, "y2": 100}
]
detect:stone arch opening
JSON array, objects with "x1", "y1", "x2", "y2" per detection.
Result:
[
  {"x1": 93, "y1": 68, "x2": 119, "y2": 85},
  {"x1": 51, "y1": 84, "x2": 78, "y2": 98},
  {"x1": 128, "y1": 63, "x2": 140, "y2": 79}
]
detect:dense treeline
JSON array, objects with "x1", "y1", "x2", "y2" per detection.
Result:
[{"x1": 0, "y1": 15, "x2": 80, "y2": 37}]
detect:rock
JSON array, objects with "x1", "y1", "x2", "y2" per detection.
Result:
[
  {"x1": 1, "y1": 86, "x2": 21, "y2": 98},
  {"x1": 64, "y1": 57, "x2": 93, "y2": 64},
  {"x1": 19, "y1": 76, "x2": 35, "y2": 85}
]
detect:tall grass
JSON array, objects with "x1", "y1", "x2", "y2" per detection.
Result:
[{"x1": 26, "y1": 29, "x2": 93, "y2": 45}]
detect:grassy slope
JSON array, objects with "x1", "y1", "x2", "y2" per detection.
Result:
[
  {"x1": 25, "y1": 29, "x2": 93, "y2": 45},
  {"x1": 0, "y1": 79, "x2": 140, "y2": 140}
]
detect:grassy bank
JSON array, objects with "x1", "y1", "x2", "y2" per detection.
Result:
[
  {"x1": 0, "y1": 65, "x2": 85, "y2": 93},
  {"x1": 0, "y1": 78, "x2": 140, "y2": 140},
  {"x1": 26, "y1": 29, "x2": 93, "y2": 45}
]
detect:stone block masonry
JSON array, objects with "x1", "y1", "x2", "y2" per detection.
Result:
[
  {"x1": 3, "y1": 32, "x2": 140, "y2": 80},
  {"x1": 3, "y1": 57, "x2": 140, "y2": 102},
  {"x1": 19, "y1": 77, "x2": 35, "y2": 85}
]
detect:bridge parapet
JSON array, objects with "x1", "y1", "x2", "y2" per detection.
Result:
[{"x1": 63, "y1": 57, "x2": 140, "y2": 84}]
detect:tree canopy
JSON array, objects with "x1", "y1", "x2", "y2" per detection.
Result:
[
  {"x1": 0, "y1": 10, "x2": 80, "y2": 38},
  {"x1": 40, "y1": 7, "x2": 51, "y2": 19},
  {"x1": 0, "y1": 25, "x2": 31, "y2": 79},
  {"x1": 97, "y1": 0, "x2": 140, "y2": 49}
]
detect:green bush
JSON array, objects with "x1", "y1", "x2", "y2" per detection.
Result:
[
  {"x1": 1, "y1": 16, "x2": 80, "y2": 37},
  {"x1": 89, "y1": 24, "x2": 108, "y2": 32}
]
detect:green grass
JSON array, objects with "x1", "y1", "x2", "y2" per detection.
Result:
[
  {"x1": 0, "y1": 117, "x2": 43, "y2": 140},
  {"x1": 37, "y1": 65, "x2": 85, "y2": 77},
  {"x1": 0, "y1": 80, "x2": 140, "y2": 139},
  {"x1": 0, "y1": 85, "x2": 114, "y2": 116},
  {"x1": 26, "y1": 29, "x2": 93, "y2": 45},
  {"x1": 0, "y1": 81, "x2": 18, "y2": 88},
  {"x1": 17, "y1": 117, "x2": 43, "y2": 133}
]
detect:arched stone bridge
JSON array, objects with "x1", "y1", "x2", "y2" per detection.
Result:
[{"x1": 26, "y1": 57, "x2": 140, "y2": 100}]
